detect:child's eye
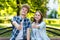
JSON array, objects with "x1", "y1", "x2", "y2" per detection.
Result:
[
  {"x1": 38, "y1": 15, "x2": 40, "y2": 16},
  {"x1": 23, "y1": 9, "x2": 24, "y2": 10}
]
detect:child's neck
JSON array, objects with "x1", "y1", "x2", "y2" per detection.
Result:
[
  {"x1": 36, "y1": 21, "x2": 39, "y2": 24},
  {"x1": 20, "y1": 15, "x2": 26, "y2": 19}
]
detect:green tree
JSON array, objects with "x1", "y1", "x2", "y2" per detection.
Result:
[{"x1": 0, "y1": 0, "x2": 48, "y2": 17}]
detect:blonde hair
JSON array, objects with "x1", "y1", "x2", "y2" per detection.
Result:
[{"x1": 21, "y1": 4, "x2": 30, "y2": 13}]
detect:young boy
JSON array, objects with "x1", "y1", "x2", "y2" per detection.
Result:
[{"x1": 10, "y1": 4, "x2": 31, "y2": 40}]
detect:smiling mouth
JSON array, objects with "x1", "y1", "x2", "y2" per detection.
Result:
[{"x1": 21, "y1": 14, "x2": 26, "y2": 16}]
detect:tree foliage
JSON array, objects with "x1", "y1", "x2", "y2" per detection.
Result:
[{"x1": 0, "y1": 0, "x2": 48, "y2": 18}]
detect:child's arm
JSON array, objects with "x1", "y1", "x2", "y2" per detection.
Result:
[
  {"x1": 32, "y1": 22, "x2": 39, "y2": 29},
  {"x1": 12, "y1": 21, "x2": 22, "y2": 30},
  {"x1": 27, "y1": 19, "x2": 31, "y2": 40},
  {"x1": 11, "y1": 16, "x2": 22, "y2": 30},
  {"x1": 27, "y1": 28, "x2": 30, "y2": 40},
  {"x1": 32, "y1": 25, "x2": 39, "y2": 29},
  {"x1": 34, "y1": 22, "x2": 46, "y2": 29}
]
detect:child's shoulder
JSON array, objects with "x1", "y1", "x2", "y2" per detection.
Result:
[
  {"x1": 41, "y1": 21, "x2": 45, "y2": 24},
  {"x1": 40, "y1": 21, "x2": 46, "y2": 25}
]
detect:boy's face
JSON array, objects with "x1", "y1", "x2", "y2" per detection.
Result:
[{"x1": 20, "y1": 7, "x2": 28, "y2": 16}]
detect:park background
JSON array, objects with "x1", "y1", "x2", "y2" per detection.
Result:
[{"x1": 0, "y1": 0, "x2": 60, "y2": 40}]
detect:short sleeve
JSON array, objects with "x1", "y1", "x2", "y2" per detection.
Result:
[
  {"x1": 38, "y1": 22, "x2": 46, "y2": 29},
  {"x1": 11, "y1": 16, "x2": 17, "y2": 25},
  {"x1": 11, "y1": 16, "x2": 17, "y2": 22}
]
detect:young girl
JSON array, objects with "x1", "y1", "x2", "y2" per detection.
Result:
[{"x1": 31, "y1": 10, "x2": 50, "y2": 40}]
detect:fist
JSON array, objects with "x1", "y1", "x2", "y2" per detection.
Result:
[{"x1": 12, "y1": 21, "x2": 16, "y2": 24}]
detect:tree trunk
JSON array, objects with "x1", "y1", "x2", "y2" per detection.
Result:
[{"x1": 16, "y1": 0, "x2": 20, "y2": 16}]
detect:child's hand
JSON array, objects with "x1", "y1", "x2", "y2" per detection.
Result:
[
  {"x1": 32, "y1": 22, "x2": 39, "y2": 28},
  {"x1": 12, "y1": 21, "x2": 23, "y2": 30},
  {"x1": 12, "y1": 21, "x2": 16, "y2": 24},
  {"x1": 17, "y1": 22, "x2": 23, "y2": 30},
  {"x1": 32, "y1": 22, "x2": 36, "y2": 28}
]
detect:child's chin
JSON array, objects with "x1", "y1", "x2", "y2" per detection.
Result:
[
  {"x1": 22, "y1": 13, "x2": 25, "y2": 15},
  {"x1": 36, "y1": 19, "x2": 39, "y2": 21}
]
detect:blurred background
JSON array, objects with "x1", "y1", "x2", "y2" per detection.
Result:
[{"x1": 0, "y1": 0, "x2": 60, "y2": 40}]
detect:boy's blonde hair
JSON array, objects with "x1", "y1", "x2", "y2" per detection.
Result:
[{"x1": 21, "y1": 4, "x2": 30, "y2": 13}]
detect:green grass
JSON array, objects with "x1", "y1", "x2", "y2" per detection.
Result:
[
  {"x1": 0, "y1": 31, "x2": 11, "y2": 37},
  {"x1": 0, "y1": 25, "x2": 7, "y2": 28},
  {"x1": 46, "y1": 28, "x2": 60, "y2": 37},
  {"x1": 0, "y1": 28, "x2": 11, "y2": 37},
  {"x1": 0, "y1": 25, "x2": 12, "y2": 37}
]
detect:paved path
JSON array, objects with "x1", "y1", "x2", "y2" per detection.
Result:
[{"x1": 0, "y1": 37, "x2": 60, "y2": 40}]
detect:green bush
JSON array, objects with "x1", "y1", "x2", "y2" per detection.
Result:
[{"x1": 0, "y1": 20, "x2": 4, "y2": 23}]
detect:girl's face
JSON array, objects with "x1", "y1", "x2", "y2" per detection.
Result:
[{"x1": 34, "y1": 11, "x2": 41, "y2": 21}]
